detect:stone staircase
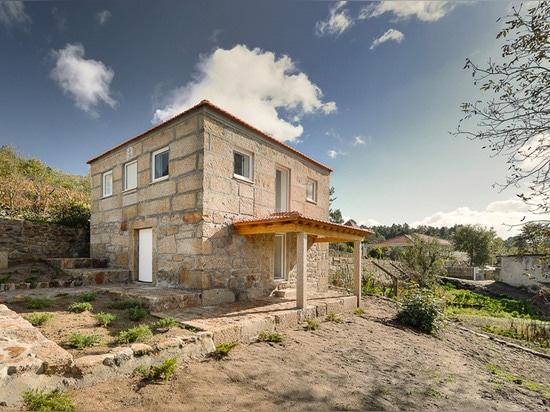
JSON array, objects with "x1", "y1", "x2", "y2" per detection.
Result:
[{"x1": 47, "y1": 258, "x2": 131, "y2": 286}]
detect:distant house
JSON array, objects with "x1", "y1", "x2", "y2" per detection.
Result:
[{"x1": 87, "y1": 100, "x2": 371, "y2": 308}]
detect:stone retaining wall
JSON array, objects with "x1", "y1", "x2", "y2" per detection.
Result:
[{"x1": 0, "y1": 218, "x2": 89, "y2": 264}]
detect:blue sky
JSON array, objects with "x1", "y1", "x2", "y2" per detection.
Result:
[{"x1": 0, "y1": 1, "x2": 536, "y2": 238}]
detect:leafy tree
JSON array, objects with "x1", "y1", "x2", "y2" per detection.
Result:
[
  {"x1": 454, "y1": 2, "x2": 550, "y2": 217},
  {"x1": 329, "y1": 208, "x2": 344, "y2": 224},
  {"x1": 510, "y1": 222, "x2": 550, "y2": 255},
  {"x1": 401, "y1": 234, "x2": 452, "y2": 288},
  {"x1": 453, "y1": 225, "x2": 500, "y2": 266}
]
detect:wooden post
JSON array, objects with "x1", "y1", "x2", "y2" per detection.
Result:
[
  {"x1": 353, "y1": 240, "x2": 361, "y2": 307},
  {"x1": 296, "y1": 232, "x2": 308, "y2": 309}
]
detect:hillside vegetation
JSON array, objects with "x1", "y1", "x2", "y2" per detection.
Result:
[{"x1": 0, "y1": 145, "x2": 90, "y2": 227}]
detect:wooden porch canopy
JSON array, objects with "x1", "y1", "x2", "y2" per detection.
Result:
[{"x1": 233, "y1": 212, "x2": 373, "y2": 309}]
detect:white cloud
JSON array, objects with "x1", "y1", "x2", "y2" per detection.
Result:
[
  {"x1": 50, "y1": 43, "x2": 117, "y2": 117},
  {"x1": 353, "y1": 136, "x2": 366, "y2": 145},
  {"x1": 96, "y1": 10, "x2": 112, "y2": 26},
  {"x1": 315, "y1": 1, "x2": 353, "y2": 38},
  {"x1": 0, "y1": 1, "x2": 31, "y2": 30},
  {"x1": 361, "y1": 1, "x2": 457, "y2": 22},
  {"x1": 370, "y1": 28, "x2": 404, "y2": 50},
  {"x1": 327, "y1": 149, "x2": 346, "y2": 159},
  {"x1": 412, "y1": 198, "x2": 538, "y2": 239},
  {"x1": 152, "y1": 45, "x2": 336, "y2": 142}
]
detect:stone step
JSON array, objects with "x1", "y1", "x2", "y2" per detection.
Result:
[
  {"x1": 272, "y1": 288, "x2": 296, "y2": 299},
  {"x1": 46, "y1": 258, "x2": 109, "y2": 270},
  {"x1": 65, "y1": 268, "x2": 131, "y2": 286}
]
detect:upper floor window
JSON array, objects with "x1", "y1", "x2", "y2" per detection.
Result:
[
  {"x1": 124, "y1": 160, "x2": 137, "y2": 191},
  {"x1": 306, "y1": 179, "x2": 317, "y2": 203},
  {"x1": 234, "y1": 149, "x2": 253, "y2": 180},
  {"x1": 102, "y1": 171, "x2": 113, "y2": 197},
  {"x1": 152, "y1": 147, "x2": 169, "y2": 182}
]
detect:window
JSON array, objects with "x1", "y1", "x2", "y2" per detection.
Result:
[
  {"x1": 275, "y1": 167, "x2": 289, "y2": 212},
  {"x1": 274, "y1": 234, "x2": 286, "y2": 280},
  {"x1": 152, "y1": 147, "x2": 169, "y2": 182},
  {"x1": 306, "y1": 179, "x2": 317, "y2": 203},
  {"x1": 102, "y1": 171, "x2": 112, "y2": 197},
  {"x1": 124, "y1": 160, "x2": 137, "y2": 191},
  {"x1": 234, "y1": 149, "x2": 253, "y2": 180}
]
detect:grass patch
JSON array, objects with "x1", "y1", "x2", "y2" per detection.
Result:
[
  {"x1": 22, "y1": 389, "x2": 75, "y2": 411},
  {"x1": 127, "y1": 306, "x2": 148, "y2": 321},
  {"x1": 93, "y1": 312, "x2": 118, "y2": 327},
  {"x1": 354, "y1": 308, "x2": 365, "y2": 315},
  {"x1": 257, "y1": 331, "x2": 285, "y2": 342},
  {"x1": 0, "y1": 274, "x2": 11, "y2": 284},
  {"x1": 151, "y1": 317, "x2": 179, "y2": 333},
  {"x1": 117, "y1": 324, "x2": 152, "y2": 344},
  {"x1": 211, "y1": 342, "x2": 238, "y2": 360},
  {"x1": 67, "y1": 302, "x2": 93, "y2": 313},
  {"x1": 326, "y1": 312, "x2": 343, "y2": 323},
  {"x1": 24, "y1": 297, "x2": 54, "y2": 309},
  {"x1": 133, "y1": 355, "x2": 179, "y2": 383},
  {"x1": 64, "y1": 332, "x2": 102, "y2": 350},
  {"x1": 486, "y1": 364, "x2": 550, "y2": 398},
  {"x1": 483, "y1": 319, "x2": 550, "y2": 348},
  {"x1": 24, "y1": 276, "x2": 38, "y2": 285},
  {"x1": 24, "y1": 312, "x2": 54, "y2": 326},
  {"x1": 78, "y1": 292, "x2": 98, "y2": 302},
  {"x1": 304, "y1": 319, "x2": 320, "y2": 331}
]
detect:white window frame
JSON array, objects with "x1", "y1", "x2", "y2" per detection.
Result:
[
  {"x1": 233, "y1": 149, "x2": 253, "y2": 181},
  {"x1": 306, "y1": 179, "x2": 317, "y2": 203},
  {"x1": 152, "y1": 147, "x2": 169, "y2": 182},
  {"x1": 102, "y1": 170, "x2": 113, "y2": 198},
  {"x1": 124, "y1": 160, "x2": 138, "y2": 191}
]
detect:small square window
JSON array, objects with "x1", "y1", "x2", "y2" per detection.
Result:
[
  {"x1": 234, "y1": 150, "x2": 253, "y2": 180},
  {"x1": 124, "y1": 160, "x2": 137, "y2": 191},
  {"x1": 152, "y1": 147, "x2": 169, "y2": 182},
  {"x1": 306, "y1": 179, "x2": 317, "y2": 203},
  {"x1": 102, "y1": 171, "x2": 113, "y2": 197}
]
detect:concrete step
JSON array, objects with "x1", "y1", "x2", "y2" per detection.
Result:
[
  {"x1": 273, "y1": 288, "x2": 296, "y2": 299},
  {"x1": 65, "y1": 268, "x2": 131, "y2": 286}
]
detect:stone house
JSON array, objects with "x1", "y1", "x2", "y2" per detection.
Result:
[{"x1": 87, "y1": 100, "x2": 370, "y2": 307}]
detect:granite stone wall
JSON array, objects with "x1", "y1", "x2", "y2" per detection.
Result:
[{"x1": 0, "y1": 218, "x2": 90, "y2": 264}]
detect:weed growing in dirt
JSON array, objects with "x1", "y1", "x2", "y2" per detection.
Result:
[
  {"x1": 397, "y1": 287, "x2": 444, "y2": 335},
  {"x1": 24, "y1": 312, "x2": 54, "y2": 326},
  {"x1": 22, "y1": 389, "x2": 75, "y2": 411},
  {"x1": 151, "y1": 317, "x2": 179, "y2": 333},
  {"x1": 64, "y1": 333, "x2": 102, "y2": 350},
  {"x1": 24, "y1": 297, "x2": 54, "y2": 309},
  {"x1": 24, "y1": 276, "x2": 38, "y2": 285},
  {"x1": 304, "y1": 319, "x2": 320, "y2": 331},
  {"x1": 257, "y1": 331, "x2": 285, "y2": 342},
  {"x1": 106, "y1": 299, "x2": 141, "y2": 309},
  {"x1": 67, "y1": 302, "x2": 93, "y2": 313},
  {"x1": 134, "y1": 355, "x2": 180, "y2": 383},
  {"x1": 117, "y1": 324, "x2": 152, "y2": 344},
  {"x1": 211, "y1": 342, "x2": 238, "y2": 360},
  {"x1": 0, "y1": 275, "x2": 11, "y2": 284},
  {"x1": 483, "y1": 319, "x2": 550, "y2": 348},
  {"x1": 354, "y1": 308, "x2": 365, "y2": 315},
  {"x1": 326, "y1": 312, "x2": 343, "y2": 323},
  {"x1": 78, "y1": 292, "x2": 98, "y2": 302},
  {"x1": 93, "y1": 312, "x2": 118, "y2": 327},
  {"x1": 127, "y1": 306, "x2": 148, "y2": 321},
  {"x1": 486, "y1": 364, "x2": 550, "y2": 398}
]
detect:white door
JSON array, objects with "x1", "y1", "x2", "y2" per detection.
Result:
[
  {"x1": 138, "y1": 228, "x2": 153, "y2": 283},
  {"x1": 275, "y1": 168, "x2": 289, "y2": 213}
]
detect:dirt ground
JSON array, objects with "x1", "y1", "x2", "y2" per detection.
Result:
[
  {"x1": 3, "y1": 262, "x2": 550, "y2": 411},
  {"x1": 5, "y1": 294, "x2": 550, "y2": 411}
]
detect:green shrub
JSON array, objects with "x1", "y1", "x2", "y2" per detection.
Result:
[
  {"x1": 397, "y1": 287, "x2": 444, "y2": 335},
  {"x1": 25, "y1": 297, "x2": 54, "y2": 309},
  {"x1": 22, "y1": 389, "x2": 75, "y2": 411},
  {"x1": 304, "y1": 319, "x2": 320, "y2": 331},
  {"x1": 134, "y1": 355, "x2": 180, "y2": 383},
  {"x1": 354, "y1": 308, "x2": 365, "y2": 315},
  {"x1": 65, "y1": 333, "x2": 102, "y2": 350},
  {"x1": 257, "y1": 331, "x2": 285, "y2": 342},
  {"x1": 0, "y1": 275, "x2": 11, "y2": 284},
  {"x1": 117, "y1": 324, "x2": 152, "y2": 344},
  {"x1": 127, "y1": 306, "x2": 148, "y2": 321},
  {"x1": 24, "y1": 276, "x2": 38, "y2": 285},
  {"x1": 106, "y1": 299, "x2": 141, "y2": 309},
  {"x1": 93, "y1": 312, "x2": 118, "y2": 327},
  {"x1": 151, "y1": 317, "x2": 179, "y2": 333},
  {"x1": 67, "y1": 302, "x2": 93, "y2": 313},
  {"x1": 326, "y1": 312, "x2": 343, "y2": 323},
  {"x1": 211, "y1": 342, "x2": 238, "y2": 360},
  {"x1": 79, "y1": 292, "x2": 98, "y2": 302},
  {"x1": 52, "y1": 199, "x2": 90, "y2": 228},
  {"x1": 24, "y1": 312, "x2": 54, "y2": 326}
]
